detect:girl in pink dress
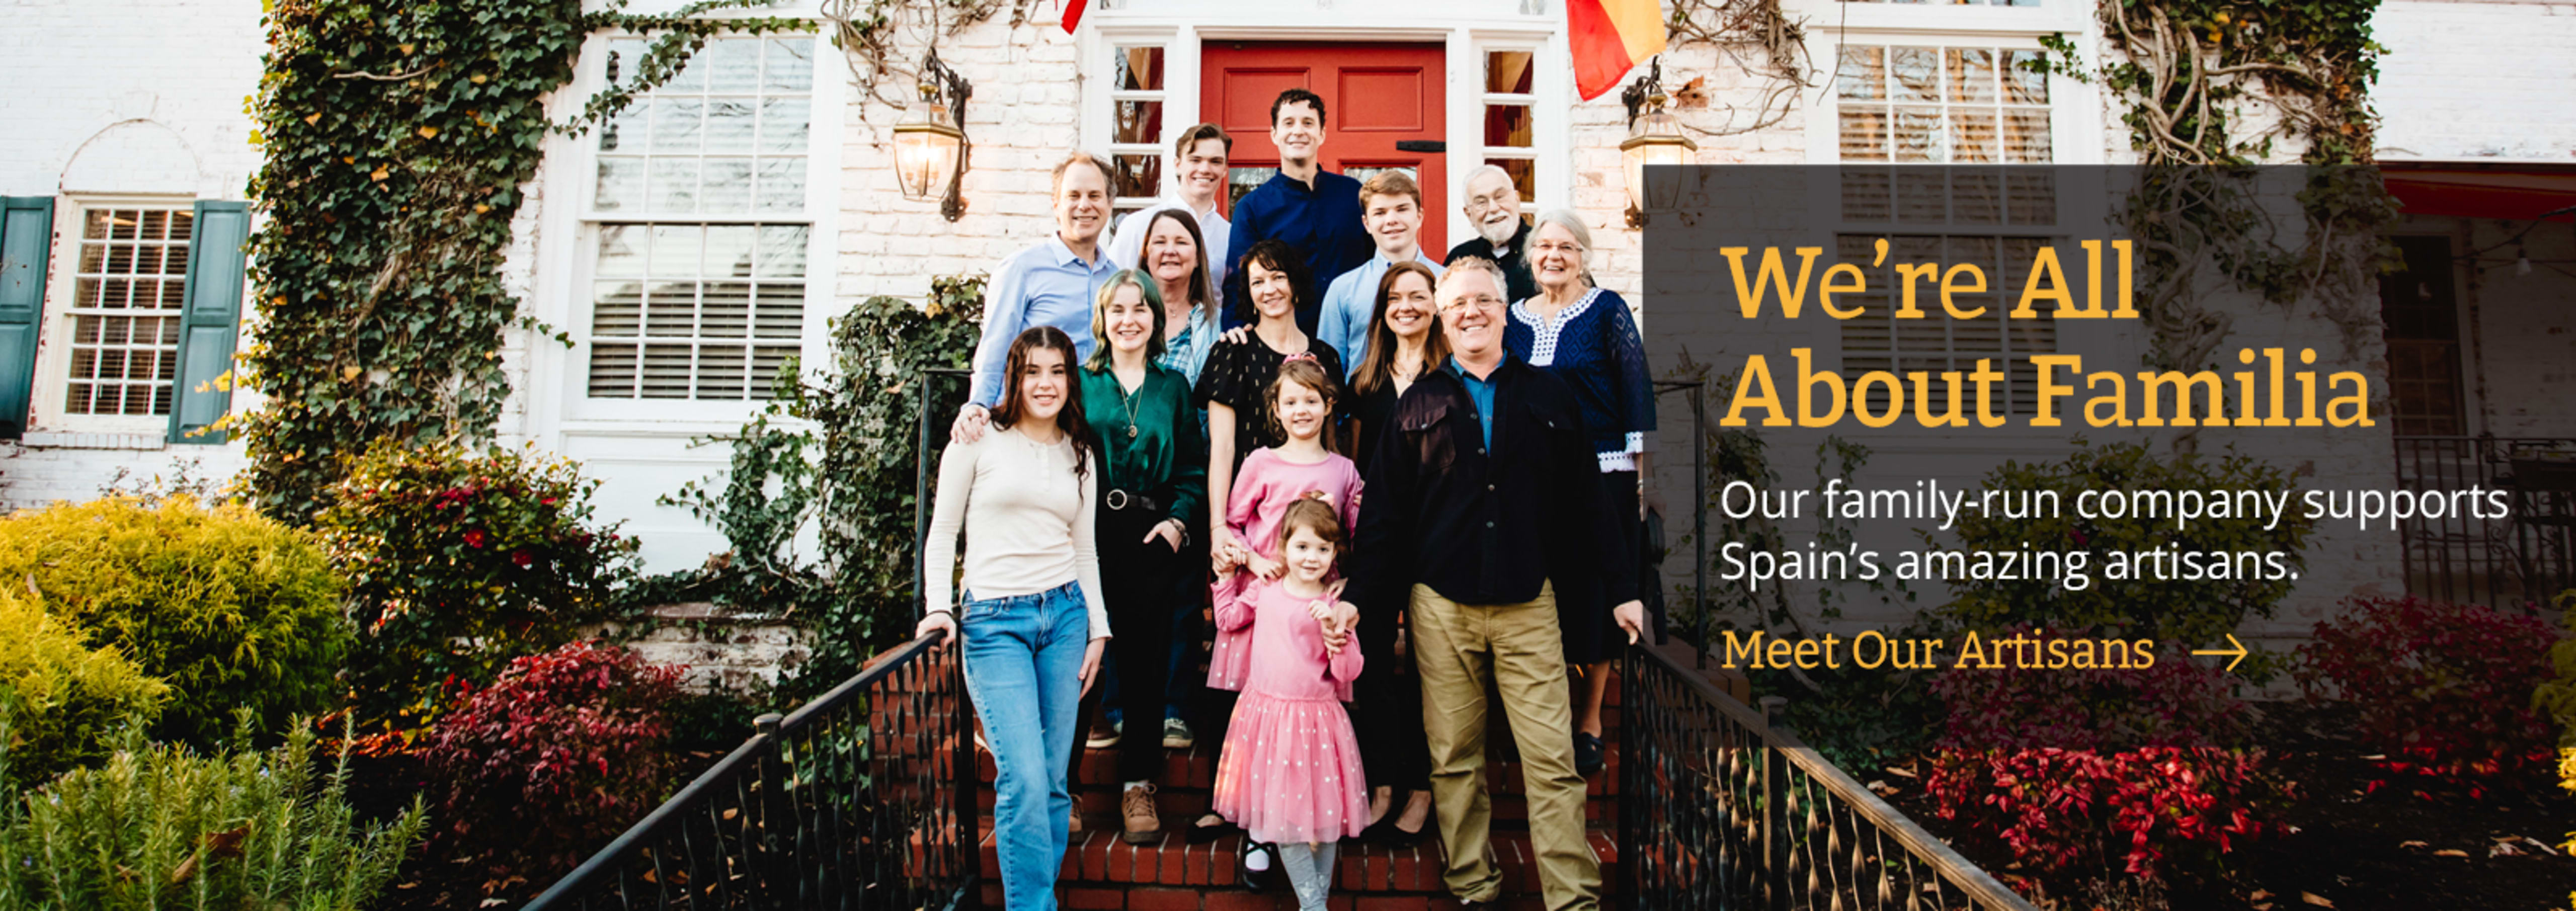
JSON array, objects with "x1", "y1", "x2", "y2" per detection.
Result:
[
  {"x1": 1205, "y1": 356, "x2": 1362, "y2": 697},
  {"x1": 1210, "y1": 496, "x2": 1369, "y2": 911}
]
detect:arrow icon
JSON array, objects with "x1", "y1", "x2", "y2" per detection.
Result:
[{"x1": 2192, "y1": 633, "x2": 2248, "y2": 673}]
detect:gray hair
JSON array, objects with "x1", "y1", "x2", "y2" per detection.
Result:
[
  {"x1": 1437, "y1": 255, "x2": 1509, "y2": 299},
  {"x1": 1521, "y1": 209, "x2": 1595, "y2": 287},
  {"x1": 1461, "y1": 163, "x2": 1515, "y2": 194}
]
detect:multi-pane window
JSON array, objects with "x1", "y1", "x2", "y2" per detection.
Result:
[
  {"x1": 1482, "y1": 50, "x2": 1539, "y2": 207},
  {"x1": 587, "y1": 36, "x2": 812, "y2": 401},
  {"x1": 1836, "y1": 45, "x2": 2051, "y2": 163},
  {"x1": 64, "y1": 207, "x2": 190, "y2": 417},
  {"x1": 1109, "y1": 45, "x2": 1167, "y2": 214},
  {"x1": 1842, "y1": 0, "x2": 2039, "y2": 6},
  {"x1": 1834, "y1": 170, "x2": 2062, "y2": 416}
]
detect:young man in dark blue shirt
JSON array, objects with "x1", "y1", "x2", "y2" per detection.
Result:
[{"x1": 1222, "y1": 88, "x2": 1374, "y2": 336}]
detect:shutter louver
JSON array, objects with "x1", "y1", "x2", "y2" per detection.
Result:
[
  {"x1": 0, "y1": 197, "x2": 55, "y2": 440},
  {"x1": 168, "y1": 200, "x2": 249, "y2": 445}
]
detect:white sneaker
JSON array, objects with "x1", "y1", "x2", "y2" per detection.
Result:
[{"x1": 1161, "y1": 717, "x2": 1195, "y2": 749}]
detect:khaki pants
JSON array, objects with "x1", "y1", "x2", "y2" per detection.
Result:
[{"x1": 1409, "y1": 582, "x2": 1602, "y2": 911}]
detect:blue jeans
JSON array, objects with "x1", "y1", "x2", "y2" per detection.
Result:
[{"x1": 960, "y1": 581, "x2": 1090, "y2": 911}]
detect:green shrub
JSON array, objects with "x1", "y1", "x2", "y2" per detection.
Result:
[
  {"x1": 1939, "y1": 441, "x2": 2311, "y2": 675},
  {"x1": 0, "y1": 591, "x2": 169, "y2": 788},
  {"x1": 317, "y1": 440, "x2": 637, "y2": 729},
  {"x1": 0, "y1": 717, "x2": 426, "y2": 911},
  {"x1": 0, "y1": 496, "x2": 347, "y2": 745}
]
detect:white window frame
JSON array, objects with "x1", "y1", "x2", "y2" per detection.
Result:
[
  {"x1": 535, "y1": 30, "x2": 842, "y2": 430},
  {"x1": 30, "y1": 194, "x2": 198, "y2": 439},
  {"x1": 1475, "y1": 41, "x2": 1547, "y2": 219},
  {"x1": 1076, "y1": 3, "x2": 1567, "y2": 254},
  {"x1": 1105, "y1": 41, "x2": 1174, "y2": 215}
]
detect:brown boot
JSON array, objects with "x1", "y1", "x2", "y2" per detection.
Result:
[{"x1": 1120, "y1": 784, "x2": 1161, "y2": 844}]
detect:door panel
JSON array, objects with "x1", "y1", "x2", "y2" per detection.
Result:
[{"x1": 1202, "y1": 41, "x2": 1447, "y2": 253}]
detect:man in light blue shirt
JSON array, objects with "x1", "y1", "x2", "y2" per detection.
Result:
[
  {"x1": 1316, "y1": 169, "x2": 1443, "y2": 377},
  {"x1": 954, "y1": 152, "x2": 1118, "y2": 439}
]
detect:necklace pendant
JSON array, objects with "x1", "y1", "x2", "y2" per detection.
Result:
[{"x1": 1127, "y1": 426, "x2": 1139, "y2": 439}]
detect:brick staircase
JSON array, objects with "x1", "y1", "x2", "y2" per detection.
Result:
[{"x1": 972, "y1": 651, "x2": 1694, "y2": 911}]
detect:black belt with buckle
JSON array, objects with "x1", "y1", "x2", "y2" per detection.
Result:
[{"x1": 1104, "y1": 488, "x2": 1164, "y2": 514}]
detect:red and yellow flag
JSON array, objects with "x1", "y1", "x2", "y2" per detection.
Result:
[
  {"x1": 1061, "y1": 0, "x2": 1088, "y2": 33},
  {"x1": 1568, "y1": 0, "x2": 1668, "y2": 101}
]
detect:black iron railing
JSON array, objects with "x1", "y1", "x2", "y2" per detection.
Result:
[
  {"x1": 2392, "y1": 436, "x2": 2576, "y2": 610},
  {"x1": 520, "y1": 631, "x2": 976, "y2": 911},
  {"x1": 1621, "y1": 643, "x2": 2035, "y2": 911}
]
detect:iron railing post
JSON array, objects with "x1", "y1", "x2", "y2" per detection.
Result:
[
  {"x1": 1690, "y1": 383, "x2": 1707, "y2": 670},
  {"x1": 953, "y1": 626, "x2": 981, "y2": 909},
  {"x1": 1759, "y1": 696, "x2": 1788, "y2": 911},
  {"x1": 752, "y1": 712, "x2": 792, "y2": 907}
]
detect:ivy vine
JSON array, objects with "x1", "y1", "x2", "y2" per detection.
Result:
[
  {"x1": 821, "y1": 0, "x2": 1036, "y2": 112},
  {"x1": 1664, "y1": 0, "x2": 1815, "y2": 137},
  {"x1": 639, "y1": 275, "x2": 987, "y2": 697},
  {"x1": 2027, "y1": 0, "x2": 2398, "y2": 426},
  {"x1": 242, "y1": 0, "x2": 795, "y2": 520}
]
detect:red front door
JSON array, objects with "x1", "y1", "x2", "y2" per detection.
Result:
[{"x1": 1201, "y1": 41, "x2": 1448, "y2": 254}]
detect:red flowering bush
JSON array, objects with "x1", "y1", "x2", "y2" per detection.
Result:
[
  {"x1": 1924, "y1": 626, "x2": 2281, "y2": 881},
  {"x1": 316, "y1": 440, "x2": 638, "y2": 730},
  {"x1": 421, "y1": 640, "x2": 683, "y2": 884},
  {"x1": 2294, "y1": 595, "x2": 2562, "y2": 796}
]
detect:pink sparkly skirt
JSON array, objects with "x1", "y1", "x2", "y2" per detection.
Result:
[{"x1": 1210, "y1": 691, "x2": 1369, "y2": 845}]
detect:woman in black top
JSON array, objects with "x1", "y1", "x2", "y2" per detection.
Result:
[
  {"x1": 1186, "y1": 238, "x2": 1345, "y2": 842},
  {"x1": 1341, "y1": 259, "x2": 1446, "y2": 843}
]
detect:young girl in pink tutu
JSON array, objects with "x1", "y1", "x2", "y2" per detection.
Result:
[{"x1": 1210, "y1": 494, "x2": 1368, "y2": 911}]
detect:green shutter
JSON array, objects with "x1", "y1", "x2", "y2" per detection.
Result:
[
  {"x1": 169, "y1": 200, "x2": 249, "y2": 445},
  {"x1": 0, "y1": 196, "x2": 55, "y2": 441}
]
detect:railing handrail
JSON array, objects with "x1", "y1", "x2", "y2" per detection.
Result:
[
  {"x1": 1631, "y1": 643, "x2": 2040, "y2": 911},
  {"x1": 520, "y1": 629, "x2": 955, "y2": 911}
]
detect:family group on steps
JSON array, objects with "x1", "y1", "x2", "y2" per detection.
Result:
[{"x1": 918, "y1": 87, "x2": 1662, "y2": 911}]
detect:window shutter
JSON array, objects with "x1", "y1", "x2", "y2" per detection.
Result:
[
  {"x1": 169, "y1": 200, "x2": 248, "y2": 445},
  {"x1": 0, "y1": 197, "x2": 55, "y2": 441}
]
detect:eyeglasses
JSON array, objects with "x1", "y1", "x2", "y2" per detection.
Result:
[
  {"x1": 1438, "y1": 293, "x2": 1505, "y2": 314},
  {"x1": 1463, "y1": 188, "x2": 1521, "y2": 215},
  {"x1": 1530, "y1": 240, "x2": 1584, "y2": 257}
]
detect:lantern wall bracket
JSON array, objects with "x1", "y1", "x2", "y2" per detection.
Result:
[{"x1": 924, "y1": 50, "x2": 974, "y2": 221}]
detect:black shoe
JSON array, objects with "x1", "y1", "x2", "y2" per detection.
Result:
[
  {"x1": 1185, "y1": 812, "x2": 1240, "y2": 845},
  {"x1": 1574, "y1": 732, "x2": 1605, "y2": 777},
  {"x1": 1239, "y1": 842, "x2": 1283, "y2": 893},
  {"x1": 1361, "y1": 789, "x2": 1428, "y2": 846}
]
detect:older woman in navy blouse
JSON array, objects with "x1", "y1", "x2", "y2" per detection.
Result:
[{"x1": 1502, "y1": 210, "x2": 1659, "y2": 780}]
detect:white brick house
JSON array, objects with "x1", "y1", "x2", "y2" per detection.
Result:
[{"x1": 2, "y1": 0, "x2": 2571, "y2": 629}]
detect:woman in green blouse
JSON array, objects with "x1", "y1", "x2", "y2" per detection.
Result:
[{"x1": 1079, "y1": 269, "x2": 1208, "y2": 844}]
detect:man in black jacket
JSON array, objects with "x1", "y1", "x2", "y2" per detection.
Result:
[{"x1": 1341, "y1": 256, "x2": 1645, "y2": 911}]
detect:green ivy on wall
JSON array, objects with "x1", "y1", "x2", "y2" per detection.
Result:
[
  {"x1": 242, "y1": 0, "x2": 794, "y2": 520},
  {"x1": 2028, "y1": 0, "x2": 2398, "y2": 408},
  {"x1": 640, "y1": 275, "x2": 987, "y2": 696}
]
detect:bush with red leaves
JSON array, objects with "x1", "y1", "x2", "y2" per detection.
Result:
[
  {"x1": 421, "y1": 640, "x2": 684, "y2": 887},
  {"x1": 1924, "y1": 626, "x2": 2282, "y2": 881},
  {"x1": 2294, "y1": 595, "x2": 2562, "y2": 796}
]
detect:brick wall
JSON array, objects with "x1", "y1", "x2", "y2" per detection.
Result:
[{"x1": 2372, "y1": 0, "x2": 2576, "y2": 162}]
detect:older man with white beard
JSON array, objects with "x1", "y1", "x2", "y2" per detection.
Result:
[{"x1": 1441, "y1": 164, "x2": 1538, "y2": 305}]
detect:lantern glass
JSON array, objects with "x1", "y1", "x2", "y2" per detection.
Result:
[
  {"x1": 1620, "y1": 106, "x2": 1697, "y2": 214},
  {"x1": 893, "y1": 102, "x2": 963, "y2": 201}
]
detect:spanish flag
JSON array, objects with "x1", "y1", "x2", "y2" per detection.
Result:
[
  {"x1": 1568, "y1": 0, "x2": 1668, "y2": 101},
  {"x1": 1061, "y1": 0, "x2": 1087, "y2": 33}
]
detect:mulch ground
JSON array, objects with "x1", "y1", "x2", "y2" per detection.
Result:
[
  {"x1": 1873, "y1": 701, "x2": 2576, "y2": 911},
  {"x1": 342, "y1": 749, "x2": 730, "y2": 910}
]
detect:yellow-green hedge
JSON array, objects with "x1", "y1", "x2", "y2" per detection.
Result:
[
  {"x1": 0, "y1": 497, "x2": 348, "y2": 744},
  {"x1": 0, "y1": 590, "x2": 167, "y2": 788}
]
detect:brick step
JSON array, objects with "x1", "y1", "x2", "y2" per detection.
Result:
[
  {"x1": 977, "y1": 824, "x2": 1621, "y2": 906},
  {"x1": 980, "y1": 743, "x2": 1626, "y2": 831}
]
